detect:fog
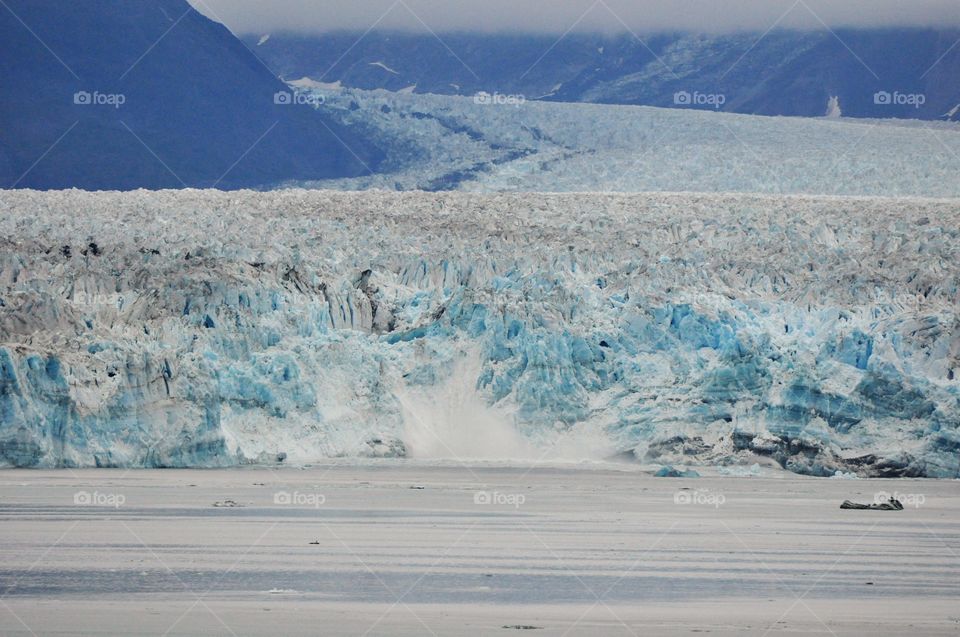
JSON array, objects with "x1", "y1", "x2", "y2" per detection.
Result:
[{"x1": 189, "y1": 0, "x2": 960, "y2": 35}]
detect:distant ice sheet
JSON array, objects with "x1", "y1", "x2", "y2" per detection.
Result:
[{"x1": 295, "y1": 87, "x2": 960, "y2": 197}]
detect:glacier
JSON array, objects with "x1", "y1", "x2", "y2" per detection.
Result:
[
  {"x1": 298, "y1": 87, "x2": 960, "y2": 198},
  {"x1": 0, "y1": 189, "x2": 958, "y2": 476}
]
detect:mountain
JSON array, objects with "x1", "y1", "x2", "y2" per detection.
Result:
[
  {"x1": 245, "y1": 29, "x2": 960, "y2": 121},
  {"x1": 0, "y1": 0, "x2": 383, "y2": 190}
]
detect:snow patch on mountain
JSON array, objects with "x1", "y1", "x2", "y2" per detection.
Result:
[
  {"x1": 369, "y1": 61, "x2": 400, "y2": 75},
  {"x1": 288, "y1": 77, "x2": 342, "y2": 91}
]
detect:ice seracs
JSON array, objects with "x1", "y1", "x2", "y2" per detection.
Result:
[{"x1": 0, "y1": 190, "x2": 957, "y2": 476}]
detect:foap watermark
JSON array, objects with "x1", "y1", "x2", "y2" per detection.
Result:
[
  {"x1": 875, "y1": 490, "x2": 925, "y2": 508},
  {"x1": 73, "y1": 91, "x2": 126, "y2": 109},
  {"x1": 674, "y1": 90, "x2": 726, "y2": 109},
  {"x1": 74, "y1": 490, "x2": 125, "y2": 508},
  {"x1": 274, "y1": 91, "x2": 326, "y2": 107},
  {"x1": 673, "y1": 489, "x2": 725, "y2": 508},
  {"x1": 873, "y1": 91, "x2": 926, "y2": 109},
  {"x1": 273, "y1": 490, "x2": 325, "y2": 508},
  {"x1": 72, "y1": 291, "x2": 123, "y2": 307},
  {"x1": 474, "y1": 91, "x2": 526, "y2": 108},
  {"x1": 474, "y1": 490, "x2": 525, "y2": 509}
]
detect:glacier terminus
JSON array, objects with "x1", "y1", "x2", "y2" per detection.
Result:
[{"x1": 0, "y1": 189, "x2": 958, "y2": 477}]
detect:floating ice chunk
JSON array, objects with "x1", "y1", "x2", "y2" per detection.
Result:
[{"x1": 655, "y1": 466, "x2": 701, "y2": 478}]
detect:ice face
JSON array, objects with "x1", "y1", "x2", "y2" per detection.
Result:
[{"x1": 0, "y1": 190, "x2": 957, "y2": 476}]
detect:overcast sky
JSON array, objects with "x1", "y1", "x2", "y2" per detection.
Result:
[{"x1": 189, "y1": 0, "x2": 960, "y2": 34}]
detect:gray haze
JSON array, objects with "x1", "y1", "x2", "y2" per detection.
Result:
[{"x1": 188, "y1": 0, "x2": 960, "y2": 35}]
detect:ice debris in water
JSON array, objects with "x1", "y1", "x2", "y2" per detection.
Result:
[
  {"x1": 717, "y1": 464, "x2": 765, "y2": 477},
  {"x1": 654, "y1": 466, "x2": 701, "y2": 478}
]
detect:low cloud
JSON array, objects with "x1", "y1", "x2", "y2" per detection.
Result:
[{"x1": 189, "y1": 0, "x2": 960, "y2": 35}]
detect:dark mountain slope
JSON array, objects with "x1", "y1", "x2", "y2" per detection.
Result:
[
  {"x1": 0, "y1": 0, "x2": 383, "y2": 190},
  {"x1": 246, "y1": 29, "x2": 960, "y2": 121}
]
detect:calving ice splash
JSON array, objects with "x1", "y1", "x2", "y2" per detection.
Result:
[
  {"x1": 0, "y1": 190, "x2": 958, "y2": 478},
  {"x1": 395, "y1": 349, "x2": 614, "y2": 461}
]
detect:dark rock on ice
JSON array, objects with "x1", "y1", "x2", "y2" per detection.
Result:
[{"x1": 840, "y1": 498, "x2": 904, "y2": 510}]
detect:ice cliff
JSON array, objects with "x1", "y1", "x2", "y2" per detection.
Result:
[{"x1": 1, "y1": 190, "x2": 958, "y2": 476}]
